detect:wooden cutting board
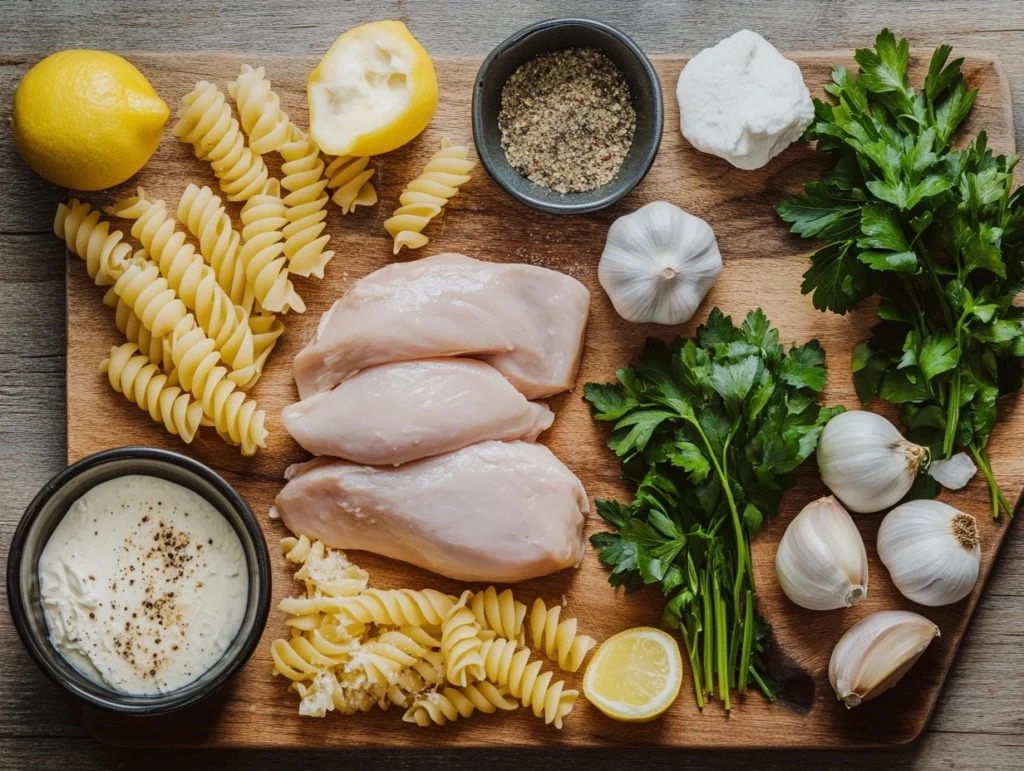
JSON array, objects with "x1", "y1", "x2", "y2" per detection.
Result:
[{"x1": 62, "y1": 51, "x2": 1018, "y2": 749}]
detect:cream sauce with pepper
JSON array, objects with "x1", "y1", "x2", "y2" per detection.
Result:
[{"x1": 38, "y1": 475, "x2": 248, "y2": 694}]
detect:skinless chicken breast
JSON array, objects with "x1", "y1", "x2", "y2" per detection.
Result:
[
  {"x1": 292, "y1": 253, "x2": 590, "y2": 400},
  {"x1": 281, "y1": 358, "x2": 554, "y2": 465},
  {"x1": 273, "y1": 441, "x2": 589, "y2": 583}
]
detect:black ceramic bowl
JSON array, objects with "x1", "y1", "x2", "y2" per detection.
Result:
[
  {"x1": 7, "y1": 447, "x2": 271, "y2": 715},
  {"x1": 473, "y1": 18, "x2": 663, "y2": 214}
]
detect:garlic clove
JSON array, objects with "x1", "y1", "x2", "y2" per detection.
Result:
[
  {"x1": 877, "y1": 500, "x2": 981, "y2": 606},
  {"x1": 775, "y1": 496, "x2": 868, "y2": 611},
  {"x1": 927, "y1": 452, "x2": 978, "y2": 490},
  {"x1": 829, "y1": 610, "x2": 939, "y2": 708},
  {"x1": 598, "y1": 201, "x2": 722, "y2": 326},
  {"x1": 816, "y1": 410, "x2": 928, "y2": 513}
]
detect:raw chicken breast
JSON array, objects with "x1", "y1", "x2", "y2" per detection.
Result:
[
  {"x1": 273, "y1": 441, "x2": 589, "y2": 583},
  {"x1": 281, "y1": 358, "x2": 555, "y2": 465},
  {"x1": 293, "y1": 253, "x2": 590, "y2": 400}
]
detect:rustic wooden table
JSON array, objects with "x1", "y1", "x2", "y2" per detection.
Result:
[{"x1": 1, "y1": 1, "x2": 1021, "y2": 769}]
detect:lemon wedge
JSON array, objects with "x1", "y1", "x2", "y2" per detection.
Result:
[
  {"x1": 308, "y1": 21, "x2": 438, "y2": 157},
  {"x1": 12, "y1": 50, "x2": 168, "y2": 190},
  {"x1": 583, "y1": 627, "x2": 682, "y2": 722}
]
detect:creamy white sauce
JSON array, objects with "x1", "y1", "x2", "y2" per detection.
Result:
[{"x1": 38, "y1": 475, "x2": 248, "y2": 695}]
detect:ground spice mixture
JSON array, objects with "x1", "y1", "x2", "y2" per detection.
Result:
[{"x1": 498, "y1": 48, "x2": 637, "y2": 194}]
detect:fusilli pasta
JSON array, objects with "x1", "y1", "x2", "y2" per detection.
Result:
[
  {"x1": 177, "y1": 183, "x2": 248, "y2": 309},
  {"x1": 384, "y1": 139, "x2": 475, "y2": 254},
  {"x1": 325, "y1": 154, "x2": 377, "y2": 214},
  {"x1": 104, "y1": 286, "x2": 175, "y2": 373},
  {"x1": 530, "y1": 598, "x2": 597, "y2": 673},
  {"x1": 239, "y1": 179, "x2": 305, "y2": 313},
  {"x1": 165, "y1": 314, "x2": 268, "y2": 455},
  {"x1": 280, "y1": 124, "x2": 334, "y2": 278},
  {"x1": 477, "y1": 637, "x2": 577, "y2": 729},
  {"x1": 355, "y1": 627, "x2": 441, "y2": 687},
  {"x1": 101, "y1": 342, "x2": 203, "y2": 443},
  {"x1": 402, "y1": 682, "x2": 517, "y2": 727},
  {"x1": 441, "y1": 590, "x2": 485, "y2": 687},
  {"x1": 330, "y1": 588, "x2": 456, "y2": 628},
  {"x1": 228, "y1": 64, "x2": 290, "y2": 155},
  {"x1": 110, "y1": 190, "x2": 273, "y2": 386},
  {"x1": 55, "y1": 200, "x2": 133, "y2": 285},
  {"x1": 470, "y1": 587, "x2": 527, "y2": 645},
  {"x1": 110, "y1": 258, "x2": 189, "y2": 339}
]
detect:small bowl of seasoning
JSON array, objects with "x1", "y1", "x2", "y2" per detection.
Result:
[
  {"x1": 7, "y1": 446, "x2": 271, "y2": 715},
  {"x1": 473, "y1": 18, "x2": 663, "y2": 214}
]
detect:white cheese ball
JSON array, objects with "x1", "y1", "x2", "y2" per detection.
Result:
[{"x1": 676, "y1": 29, "x2": 814, "y2": 170}]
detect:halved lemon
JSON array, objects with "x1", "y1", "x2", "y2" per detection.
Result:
[
  {"x1": 583, "y1": 627, "x2": 683, "y2": 722},
  {"x1": 308, "y1": 21, "x2": 438, "y2": 157}
]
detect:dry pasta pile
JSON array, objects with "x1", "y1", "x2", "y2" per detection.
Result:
[
  {"x1": 53, "y1": 63, "x2": 379, "y2": 455},
  {"x1": 271, "y1": 536, "x2": 597, "y2": 729}
]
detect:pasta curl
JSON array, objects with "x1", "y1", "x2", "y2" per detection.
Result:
[
  {"x1": 402, "y1": 682, "x2": 517, "y2": 727},
  {"x1": 101, "y1": 342, "x2": 204, "y2": 443},
  {"x1": 55, "y1": 200, "x2": 133, "y2": 285},
  {"x1": 477, "y1": 637, "x2": 577, "y2": 729},
  {"x1": 166, "y1": 314, "x2": 268, "y2": 455},
  {"x1": 173, "y1": 80, "x2": 269, "y2": 202},
  {"x1": 104, "y1": 288, "x2": 174, "y2": 372},
  {"x1": 177, "y1": 184, "x2": 248, "y2": 309},
  {"x1": 110, "y1": 258, "x2": 189, "y2": 339},
  {"x1": 441, "y1": 591, "x2": 485, "y2": 687},
  {"x1": 228, "y1": 64, "x2": 290, "y2": 155},
  {"x1": 280, "y1": 125, "x2": 334, "y2": 278},
  {"x1": 530, "y1": 598, "x2": 597, "y2": 673},
  {"x1": 331, "y1": 588, "x2": 456, "y2": 628},
  {"x1": 239, "y1": 179, "x2": 305, "y2": 313},
  {"x1": 470, "y1": 587, "x2": 527, "y2": 645},
  {"x1": 384, "y1": 139, "x2": 475, "y2": 254},
  {"x1": 325, "y1": 154, "x2": 377, "y2": 214}
]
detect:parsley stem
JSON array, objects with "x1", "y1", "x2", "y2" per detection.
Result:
[
  {"x1": 681, "y1": 632, "x2": 704, "y2": 709},
  {"x1": 702, "y1": 569, "x2": 714, "y2": 698},
  {"x1": 748, "y1": 666, "x2": 776, "y2": 702},
  {"x1": 970, "y1": 444, "x2": 1012, "y2": 517},
  {"x1": 915, "y1": 243, "x2": 955, "y2": 328},
  {"x1": 943, "y1": 370, "x2": 961, "y2": 458},
  {"x1": 713, "y1": 575, "x2": 730, "y2": 712},
  {"x1": 738, "y1": 590, "x2": 754, "y2": 690}
]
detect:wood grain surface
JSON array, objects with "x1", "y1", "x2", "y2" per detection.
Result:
[
  {"x1": 2, "y1": 2, "x2": 1023, "y2": 769},
  {"x1": 52, "y1": 50, "x2": 1016, "y2": 750}
]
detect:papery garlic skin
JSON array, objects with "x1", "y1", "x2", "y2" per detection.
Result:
[
  {"x1": 927, "y1": 452, "x2": 977, "y2": 491},
  {"x1": 598, "y1": 201, "x2": 722, "y2": 325},
  {"x1": 776, "y1": 496, "x2": 868, "y2": 611},
  {"x1": 877, "y1": 500, "x2": 981, "y2": 607},
  {"x1": 829, "y1": 610, "x2": 939, "y2": 708},
  {"x1": 816, "y1": 411, "x2": 928, "y2": 513}
]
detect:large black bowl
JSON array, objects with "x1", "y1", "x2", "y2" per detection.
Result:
[{"x1": 472, "y1": 18, "x2": 663, "y2": 214}]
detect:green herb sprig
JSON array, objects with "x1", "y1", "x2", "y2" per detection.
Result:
[
  {"x1": 584, "y1": 308, "x2": 843, "y2": 708},
  {"x1": 777, "y1": 29, "x2": 1024, "y2": 517}
]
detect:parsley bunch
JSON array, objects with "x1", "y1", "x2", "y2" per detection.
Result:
[
  {"x1": 777, "y1": 29, "x2": 1024, "y2": 517},
  {"x1": 584, "y1": 308, "x2": 842, "y2": 709}
]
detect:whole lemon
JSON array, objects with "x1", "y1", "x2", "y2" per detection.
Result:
[{"x1": 12, "y1": 50, "x2": 169, "y2": 190}]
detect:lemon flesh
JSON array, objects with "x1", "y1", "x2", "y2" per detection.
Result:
[
  {"x1": 583, "y1": 627, "x2": 683, "y2": 722},
  {"x1": 308, "y1": 21, "x2": 438, "y2": 157},
  {"x1": 12, "y1": 50, "x2": 169, "y2": 191}
]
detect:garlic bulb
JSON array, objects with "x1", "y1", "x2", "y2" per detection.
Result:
[
  {"x1": 829, "y1": 610, "x2": 939, "y2": 708},
  {"x1": 816, "y1": 410, "x2": 928, "y2": 513},
  {"x1": 775, "y1": 496, "x2": 868, "y2": 610},
  {"x1": 598, "y1": 201, "x2": 722, "y2": 325},
  {"x1": 877, "y1": 500, "x2": 981, "y2": 606}
]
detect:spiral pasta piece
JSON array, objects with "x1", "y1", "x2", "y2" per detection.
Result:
[
  {"x1": 325, "y1": 154, "x2": 377, "y2": 214},
  {"x1": 101, "y1": 343, "x2": 204, "y2": 443},
  {"x1": 402, "y1": 682, "x2": 517, "y2": 727},
  {"x1": 239, "y1": 179, "x2": 305, "y2": 313},
  {"x1": 280, "y1": 124, "x2": 334, "y2": 278},
  {"x1": 110, "y1": 191, "x2": 270, "y2": 385},
  {"x1": 470, "y1": 587, "x2": 527, "y2": 645},
  {"x1": 330, "y1": 588, "x2": 456, "y2": 628},
  {"x1": 384, "y1": 139, "x2": 475, "y2": 255},
  {"x1": 441, "y1": 591, "x2": 486, "y2": 687},
  {"x1": 228, "y1": 63, "x2": 290, "y2": 155},
  {"x1": 173, "y1": 80, "x2": 269, "y2": 202},
  {"x1": 529, "y1": 599, "x2": 597, "y2": 673},
  {"x1": 104, "y1": 287, "x2": 175, "y2": 373},
  {"x1": 111, "y1": 258, "x2": 189, "y2": 340},
  {"x1": 271, "y1": 630, "x2": 360, "y2": 681},
  {"x1": 357, "y1": 627, "x2": 442, "y2": 686},
  {"x1": 55, "y1": 200, "x2": 134, "y2": 285},
  {"x1": 177, "y1": 184, "x2": 248, "y2": 309},
  {"x1": 477, "y1": 637, "x2": 577, "y2": 729},
  {"x1": 166, "y1": 314, "x2": 268, "y2": 455}
]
